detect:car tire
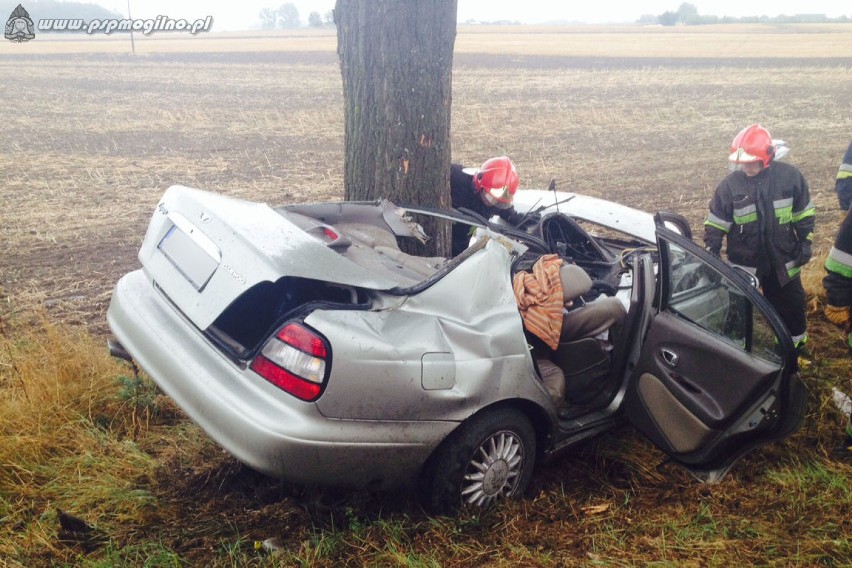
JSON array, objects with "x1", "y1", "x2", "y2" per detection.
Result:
[{"x1": 424, "y1": 407, "x2": 536, "y2": 512}]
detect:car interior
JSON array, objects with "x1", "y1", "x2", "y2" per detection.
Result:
[{"x1": 508, "y1": 214, "x2": 646, "y2": 416}]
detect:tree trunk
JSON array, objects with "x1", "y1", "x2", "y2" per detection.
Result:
[{"x1": 335, "y1": 0, "x2": 457, "y2": 256}]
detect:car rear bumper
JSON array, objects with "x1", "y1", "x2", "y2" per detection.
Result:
[{"x1": 107, "y1": 270, "x2": 458, "y2": 489}]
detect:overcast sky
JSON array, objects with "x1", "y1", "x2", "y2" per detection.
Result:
[{"x1": 94, "y1": 1, "x2": 850, "y2": 31}]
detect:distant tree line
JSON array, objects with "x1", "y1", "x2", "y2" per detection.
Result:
[
  {"x1": 258, "y1": 3, "x2": 334, "y2": 29},
  {"x1": 460, "y1": 19, "x2": 522, "y2": 25},
  {"x1": 639, "y1": 3, "x2": 851, "y2": 25},
  {"x1": 0, "y1": 0, "x2": 120, "y2": 25}
]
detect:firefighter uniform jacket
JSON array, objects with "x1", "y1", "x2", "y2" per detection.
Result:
[
  {"x1": 704, "y1": 161, "x2": 815, "y2": 287},
  {"x1": 824, "y1": 206, "x2": 852, "y2": 308},
  {"x1": 836, "y1": 140, "x2": 852, "y2": 211}
]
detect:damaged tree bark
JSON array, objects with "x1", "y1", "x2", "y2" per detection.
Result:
[{"x1": 335, "y1": 0, "x2": 457, "y2": 256}]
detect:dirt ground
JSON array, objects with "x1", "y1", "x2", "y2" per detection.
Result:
[{"x1": 1, "y1": 30, "x2": 851, "y2": 565}]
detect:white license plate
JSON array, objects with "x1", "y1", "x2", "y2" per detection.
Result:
[{"x1": 158, "y1": 222, "x2": 220, "y2": 291}]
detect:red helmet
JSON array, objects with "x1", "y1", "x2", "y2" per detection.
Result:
[
  {"x1": 474, "y1": 156, "x2": 518, "y2": 209},
  {"x1": 728, "y1": 124, "x2": 775, "y2": 167}
]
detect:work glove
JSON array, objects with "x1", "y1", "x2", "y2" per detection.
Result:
[
  {"x1": 839, "y1": 188, "x2": 852, "y2": 211},
  {"x1": 506, "y1": 211, "x2": 541, "y2": 229},
  {"x1": 511, "y1": 211, "x2": 541, "y2": 229},
  {"x1": 518, "y1": 213, "x2": 541, "y2": 227},
  {"x1": 797, "y1": 241, "x2": 813, "y2": 266}
]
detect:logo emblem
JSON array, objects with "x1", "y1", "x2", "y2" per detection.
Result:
[{"x1": 5, "y1": 4, "x2": 35, "y2": 43}]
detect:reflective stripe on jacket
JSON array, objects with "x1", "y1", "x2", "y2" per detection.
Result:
[{"x1": 704, "y1": 161, "x2": 814, "y2": 287}]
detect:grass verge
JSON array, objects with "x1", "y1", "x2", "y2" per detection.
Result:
[
  {"x1": 0, "y1": 317, "x2": 165, "y2": 565},
  {"x1": 1, "y1": 313, "x2": 849, "y2": 566}
]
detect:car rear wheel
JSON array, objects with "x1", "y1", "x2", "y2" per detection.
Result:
[{"x1": 424, "y1": 408, "x2": 536, "y2": 512}]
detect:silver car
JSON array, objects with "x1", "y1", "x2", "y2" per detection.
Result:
[{"x1": 107, "y1": 185, "x2": 806, "y2": 511}]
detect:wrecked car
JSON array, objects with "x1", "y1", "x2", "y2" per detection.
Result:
[{"x1": 107, "y1": 184, "x2": 806, "y2": 510}]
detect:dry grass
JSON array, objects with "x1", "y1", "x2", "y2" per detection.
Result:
[
  {"x1": 456, "y1": 23, "x2": 852, "y2": 57},
  {"x1": 0, "y1": 317, "x2": 160, "y2": 563},
  {"x1": 0, "y1": 28, "x2": 339, "y2": 55},
  {"x1": 4, "y1": 24, "x2": 852, "y2": 57},
  {"x1": 0, "y1": 24, "x2": 850, "y2": 566}
]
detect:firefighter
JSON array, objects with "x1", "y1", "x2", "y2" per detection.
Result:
[
  {"x1": 450, "y1": 156, "x2": 530, "y2": 256},
  {"x1": 704, "y1": 124, "x2": 815, "y2": 353},
  {"x1": 823, "y1": 206, "x2": 852, "y2": 353},
  {"x1": 835, "y1": 140, "x2": 852, "y2": 211}
]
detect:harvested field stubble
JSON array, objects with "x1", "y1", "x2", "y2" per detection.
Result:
[{"x1": 0, "y1": 25, "x2": 850, "y2": 566}]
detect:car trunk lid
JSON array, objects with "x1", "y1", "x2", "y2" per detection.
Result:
[{"x1": 138, "y1": 185, "x2": 401, "y2": 330}]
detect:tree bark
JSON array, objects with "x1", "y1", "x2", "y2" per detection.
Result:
[{"x1": 335, "y1": 0, "x2": 457, "y2": 256}]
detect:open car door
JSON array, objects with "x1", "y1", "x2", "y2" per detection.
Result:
[{"x1": 623, "y1": 226, "x2": 807, "y2": 481}]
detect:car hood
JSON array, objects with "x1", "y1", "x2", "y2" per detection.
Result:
[
  {"x1": 138, "y1": 185, "x2": 409, "y2": 330},
  {"x1": 513, "y1": 190, "x2": 659, "y2": 243}
]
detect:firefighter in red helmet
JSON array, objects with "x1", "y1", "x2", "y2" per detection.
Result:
[
  {"x1": 704, "y1": 124, "x2": 815, "y2": 353},
  {"x1": 450, "y1": 156, "x2": 529, "y2": 256}
]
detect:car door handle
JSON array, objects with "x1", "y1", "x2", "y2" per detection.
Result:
[
  {"x1": 660, "y1": 348, "x2": 679, "y2": 367},
  {"x1": 669, "y1": 373, "x2": 704, "y2": 395}
]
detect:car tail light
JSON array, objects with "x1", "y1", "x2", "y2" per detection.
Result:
[
  {"x1": 250, "y1": 323, "x2": 330, "y2": 401},
  {"x1": 306, "y1": 224, "x2": 350, "y2": 250},
  {"x1": 321, "y1": 227, "x2": 339, "y2": 242}
]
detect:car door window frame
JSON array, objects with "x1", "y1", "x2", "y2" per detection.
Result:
[{"x1": 653, "y1": 227, "x2": 797, "y2": 369}]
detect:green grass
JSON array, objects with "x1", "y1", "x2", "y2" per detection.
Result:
[{"x1": 65, "y1": 541, "x2": 183, "y2": 568}]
